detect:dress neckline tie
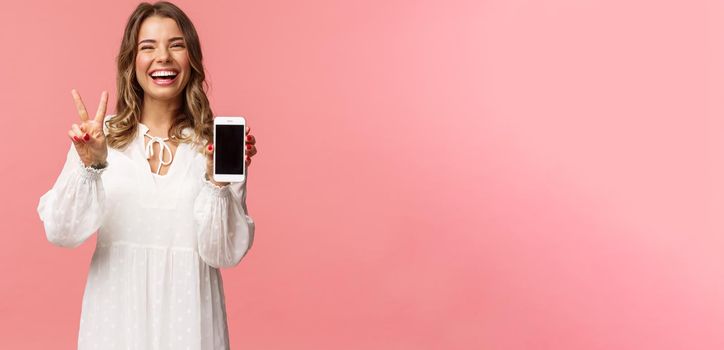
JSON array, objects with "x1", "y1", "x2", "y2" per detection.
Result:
[{"x1": 144, "y1": 132, "x2": 173, "y2": 175}]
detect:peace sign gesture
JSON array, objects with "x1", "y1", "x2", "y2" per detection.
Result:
[{"x1": 68, "y1": 89, "x2": 109, "y2": 167}]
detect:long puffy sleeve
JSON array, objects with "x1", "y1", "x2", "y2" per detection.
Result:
[
  {"x1": 193, "y1": 174, "x2": 255, "y2": 268},
  {"x1": 37, "y1": 143, "x2": 107, "y2": 248}
]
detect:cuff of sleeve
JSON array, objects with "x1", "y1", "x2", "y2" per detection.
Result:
[
  {"x1": 202, "y1": 173, "x2": 231, "y2": 197},
  {"x1": 77, "y1": 160, "x2": 107, "y2": 181}
]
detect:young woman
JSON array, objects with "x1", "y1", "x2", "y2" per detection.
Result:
[{"x1": 37, "y1": 2, "x2": 258, "y2": 348}]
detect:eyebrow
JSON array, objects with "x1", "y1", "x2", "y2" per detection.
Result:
[{"x1": 138, "y1": 37, "x2": 185, "y2": 45}]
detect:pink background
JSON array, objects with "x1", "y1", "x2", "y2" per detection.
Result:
[{"x1": 2, "y1": 0, "x2": 724, "y2": 348}]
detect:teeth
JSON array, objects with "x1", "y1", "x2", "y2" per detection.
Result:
[{"x1": 151, "y1": 71, "x2": 177, "y2": 77}]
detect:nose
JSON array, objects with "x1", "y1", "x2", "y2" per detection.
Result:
[{"x1": 156, "y1": 47, "x2": 171, "y2": 63}]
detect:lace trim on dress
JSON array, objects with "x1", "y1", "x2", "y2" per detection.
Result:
[{"x1": 78, "y1": 160, "x2": 108, "y2": 178}]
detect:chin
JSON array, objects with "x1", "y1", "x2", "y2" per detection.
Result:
[
  {"x1": 146, "y1": 83, "x2": 186, "y2": 99},
  {"x1": 150, "y1": 91, "x2": 183, "y2": 101}
]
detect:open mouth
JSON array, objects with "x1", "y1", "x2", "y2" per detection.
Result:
[{"x1": 149, "y1": 72, "x2": 179, "y2": 85}]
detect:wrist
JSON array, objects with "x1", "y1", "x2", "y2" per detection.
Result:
[
  {"x1": 82, "y1": 159, "x2": 108, "y2": 169},
  {"x1": 88, "y1": 160, "x2": 108, "y2": 169}
]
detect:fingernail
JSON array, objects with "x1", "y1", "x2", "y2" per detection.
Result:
[
  {"x1": 73, "y1": 136, "x2": 79, "y2": 142},
  {"x1": 83, "y1": 133, "x2": 90, "y2": 141},
  {"x1": 246, "y1": 144, "x2": 251, "y2": 149},
  {"x1": 208, "y1": 144, "x2": 213, "y2": 151}
]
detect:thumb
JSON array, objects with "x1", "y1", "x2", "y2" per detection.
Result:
[{"x1": 205, "y1": 143, "x2": 214, "y2": 158}]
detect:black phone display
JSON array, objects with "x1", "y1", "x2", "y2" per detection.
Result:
[{"x1": 214, "y1": 124, "x2": 245, "y2": 175}]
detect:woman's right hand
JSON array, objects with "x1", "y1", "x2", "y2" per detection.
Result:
[{"x1": 68, "y1": 89, "x2": 109, "y2": 167}]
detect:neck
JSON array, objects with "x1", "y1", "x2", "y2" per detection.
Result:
[{"x1": 139, "y1": 94, "x2": 182, "y2": 137}]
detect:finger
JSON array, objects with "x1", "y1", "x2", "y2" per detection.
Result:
[
  {"x1": 246, "y1": 126, "x2": 250, "y2": 135},
  {"x1": 71, "y1": 124, "x2": 85, "y2": 141},
  {"x1": 245, "y1": 143, "x2": 257, "y2": 155},
  {"x1": 245, "y1": 134, "x2": 255, "y2": 145},
  {"x1": 68, "y1": 130, "x2": 81, "y2": 144},
  {"x1": 71, "y1": 89, "x2": 90, "y2": 122},
  {"x1": 95, "y1": 91, "x2": 109, "y2": 122},
  {"x1": 246, "y1": 157, "x2": 252, "y2": 167},
  {"x1": 205, "y1": 144, "x2": 214, "y2": 174}
]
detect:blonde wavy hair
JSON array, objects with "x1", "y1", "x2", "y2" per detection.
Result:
[{"x1": 106, "y1": 1, "x2": 213, "y2": 151}]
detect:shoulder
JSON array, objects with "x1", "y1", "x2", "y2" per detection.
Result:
[
  {"x1": 180, "y1": 126, "x2": 207, "y2": 152},
  {"x1": 186, "y1": 137, "x2": 207, "y2": 158}
]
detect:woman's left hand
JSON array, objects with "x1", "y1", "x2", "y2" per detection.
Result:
[
  {"x1": 205, "y1": 126, "x2": 258, "y2": 187},
  {"x1": 244, "y1": 126, "x2": 257, "y2": 167}
]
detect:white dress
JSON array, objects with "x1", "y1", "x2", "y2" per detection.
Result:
[{"x1": 37, "y1": 115, "x2": 255, "y2": 350}]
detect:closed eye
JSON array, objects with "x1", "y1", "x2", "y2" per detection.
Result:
[{"x1": 139, "y1": 44, "x2": 184, "y2": 50}]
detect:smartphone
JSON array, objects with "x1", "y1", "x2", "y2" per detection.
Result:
[{"x1": 213, "y1": 116, "x2": 246, "y2": 183}]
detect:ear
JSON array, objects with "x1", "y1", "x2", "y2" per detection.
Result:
[{"x1": 102, "y1": 114, "x2": 115, "y2": 136}]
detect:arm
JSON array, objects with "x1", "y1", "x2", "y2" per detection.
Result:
[
  {"x1": 37, "y1": 143, "x2": 107, "y2": 248},
  {"x1": 193, "y1": 174, "x2": 255, "y2": 268}
]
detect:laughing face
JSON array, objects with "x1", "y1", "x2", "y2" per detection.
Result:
[{"x1": 135, "y1": 15, "x2": 190, "y2": 103}]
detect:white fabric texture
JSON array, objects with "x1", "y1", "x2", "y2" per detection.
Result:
[{"x1": 37, "y1": 115, "x2": 254, "y2": 350}]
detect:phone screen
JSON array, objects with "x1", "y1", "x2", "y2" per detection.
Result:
[{"x1": 215, "y1": 124, "x2": 245, "y2": 175}]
